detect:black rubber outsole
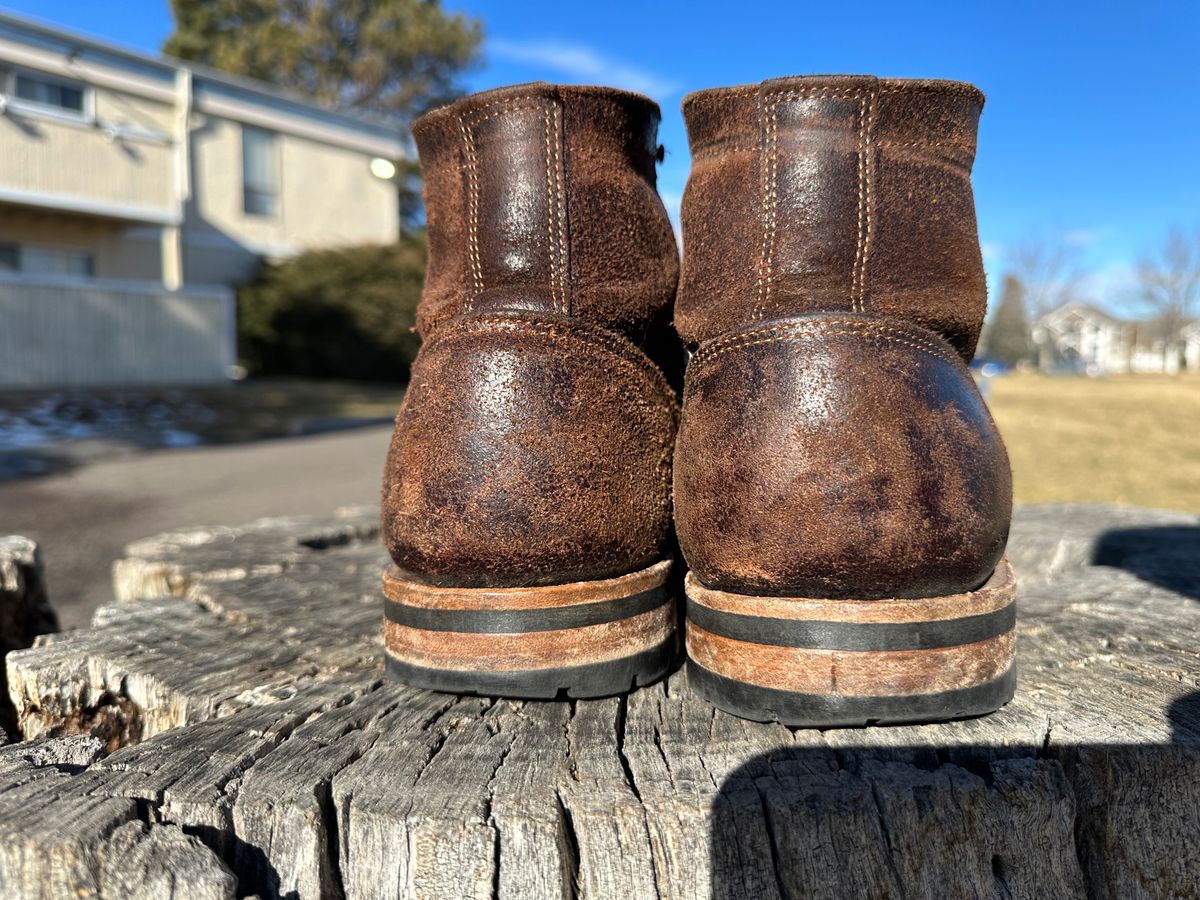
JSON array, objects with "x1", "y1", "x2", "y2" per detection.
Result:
[
  {"x1": 687, "y1": 660, "x2": 1017, "y2": 728},
  {"x1": 385, "y1": 637, "x2": 680, "y2": 700}
]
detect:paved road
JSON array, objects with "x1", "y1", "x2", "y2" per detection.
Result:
[{"x1": 0, "y1": 425, "x2": 393, "y2": 628}]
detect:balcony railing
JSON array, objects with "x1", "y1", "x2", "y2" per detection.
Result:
[{"x1": 0, "y1": 271, "x2": 234, "y2": 388}]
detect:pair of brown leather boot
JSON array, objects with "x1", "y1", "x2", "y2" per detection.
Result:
[{"x1": 380, "y1": 76, "x2": 1016, "y2": 727}]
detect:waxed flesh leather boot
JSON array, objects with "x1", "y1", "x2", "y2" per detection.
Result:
[
  {"x1": 381, "y1": 83, "x2": 681, "y2": 698},
  {"x1": 674, "y1": 76, "x2": 1016, "y2": 726}
]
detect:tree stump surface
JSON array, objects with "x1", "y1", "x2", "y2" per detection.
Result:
[
  {"x1": 0, "y1": 535, "x2": 57, "y2": 741},
  {"x1": 1, "y1": 503, "x2": 1198, "y2": 899}
]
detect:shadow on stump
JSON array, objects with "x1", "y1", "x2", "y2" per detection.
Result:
[
  {"x1": 707, "y1": 520, "x2": 1200, "y2": 897},
  {"x1": 1091, "y1": 525, "x2": 1200, "y2": 601},
  {"x1": 709, "y1": 691, "x2": 1200, "y2": 898}
]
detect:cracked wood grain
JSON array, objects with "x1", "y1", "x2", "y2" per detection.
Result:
[
  {"x1": 0, "y1": 536, "x2": 57, "y2": 741},
  {"x1": 1, "y1": 503, "x2": 1197, "y2": 899}
]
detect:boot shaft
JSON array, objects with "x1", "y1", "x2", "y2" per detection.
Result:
[
  {"x1": 384, "y1": 84, "x2": 680, "y2": 591},
  {"x1": 678, "y1": 76, "x2": 986, "y2": 358},
  {"x1": 412, "y1": 83, "x2": 678, "y2": 339},
  {"x1": 673, "y1": 75, "x2": 1011, "y2": 603}
]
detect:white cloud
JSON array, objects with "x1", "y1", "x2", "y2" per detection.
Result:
[
  {"x1": 489, "y1": 38, "x2": 681, "y2": 98},
  {"x1": 1063, "y1": 226, "x2": 1114, "y2": 248}
]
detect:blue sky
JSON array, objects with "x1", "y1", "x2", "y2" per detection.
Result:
[{"x1": 5, "y1": 1, "x2": 1198, "y2": 312}]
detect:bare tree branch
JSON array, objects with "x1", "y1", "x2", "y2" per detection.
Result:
[
  {"x1": 1136, "y1": 226, "x2": 1200, "y2": 344},
  {"x1": 1005, "y1": 236, "x2": 1086, "y2": 320}
]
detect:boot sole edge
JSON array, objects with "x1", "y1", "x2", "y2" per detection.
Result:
[
  {"x1": 685, "y1": 558, "x2": 1017, "y2": 727},
  {"x1": 382, "y1": 558, "x2": 679, "y2": 699}
]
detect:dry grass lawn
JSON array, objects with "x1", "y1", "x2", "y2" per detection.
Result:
[{"x1": 985, "y1": 373, "x2": 1200, "y2": 513}]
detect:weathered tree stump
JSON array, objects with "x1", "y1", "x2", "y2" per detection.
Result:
[
  {"x1": 0, "y1": 536, "x2": 57, "y2": 740},
  {"x1": 2, "y1": 504, "x2": 1199, "y2": 899}
]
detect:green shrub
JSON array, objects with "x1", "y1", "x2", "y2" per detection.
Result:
[{"x1": 237, "y1": 234, "x2": 426, "y2": 381}]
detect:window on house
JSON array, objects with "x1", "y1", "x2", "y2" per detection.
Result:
[
  {"x1": 11, "y1": 71, "x2": 87, "y2": 115},
  {"x1": 22, "y1": 246, "x2": 95, "y2": 277},
  {"x1": 0, "y1": 243, "x2": 95, "y2": 278},
  {"x1": 242, "y1": 125, "x2": 280, "y2": 217}
]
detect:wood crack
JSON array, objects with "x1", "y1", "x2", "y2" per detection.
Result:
[
  {"x1": 2, "y1": 504, "x2": 1198, "y2": 898},
  {"x1": 614, "y1": 695, "x2": 641, "y2": 802}
]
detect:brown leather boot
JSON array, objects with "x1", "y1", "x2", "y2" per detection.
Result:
[
  {"x1": 381, "y1": 84, "x2": 680, "y2": 698},
  {"x1": 674, "y1": 76, "x2": 1016, "y2": 726}
]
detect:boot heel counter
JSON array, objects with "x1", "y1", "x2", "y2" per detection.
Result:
[
  {"x1": 674, "y1": 314, "x2": 1011, "y2": 599},
  {"x1": 382, "y1": 314, "x2": 678, "y2": 587}
]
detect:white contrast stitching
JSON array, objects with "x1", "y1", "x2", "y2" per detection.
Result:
[
  {"x1": 690, "y1": 318, "x2": 961, "y2": 370},
  {"x1": 753, "y1": 92, "x2": 780, "y2": 322},
  {"x1": 851, "y1": 94, "x2": 867, "y2": 313},
  {"x1": 457, "y1": 115, "x2": 482, "y2": 312},
  {"x1": 551, "y1": 103, "x2": 569, "y2": 315},
  {"x1": 541, "y1": 104, "x2": 559, "y2": 315}
]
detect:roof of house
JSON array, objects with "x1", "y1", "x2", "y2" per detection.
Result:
[
  {"x1": 1038, "y1": 302, "x2": 1122, "y2": 327},
  {"x1": 1039, "y1": 302, "x2": 1200, "y2": 347},
  {"x1": 0, "y1": 10, "x2": 404, "y2": 145}
]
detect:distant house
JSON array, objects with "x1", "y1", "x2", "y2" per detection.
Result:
[
  {"x1": 0, "y1": 12, "x2": 403, "y2": 388},
  {"x1": 1033, "y1": 302, "x2": 1200, "y2": 374}
]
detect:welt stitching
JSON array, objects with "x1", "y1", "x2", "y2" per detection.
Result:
[
  {"x1": 692, "y1": 329, "x2": 958, "y2": 372},
  {"x1": 692, "y1": 320, "x2": 959, "y2": 368},
  {"x1": 457, "y1": 115, "x2": 482, "y2": 313}
]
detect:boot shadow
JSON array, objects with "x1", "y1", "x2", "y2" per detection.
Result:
[
  {"x1": 707, "y1": 690, "x2": 1200, "y2": 899},
  {"x1": 1091, "y1": 525, "x2": 1200, "y2": 601}
]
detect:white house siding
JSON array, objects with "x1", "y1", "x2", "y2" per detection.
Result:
[
  {"x1": 1035, "y1": 303, "x2": 1200, "y2": 375},
  {"x1": 186, "y1": 113, "x2": 400, "y2": 259},
  {"x1": 0, "y1": 273, "x2": 234, "y2": 388},
  {"x1": 0, "y1": 98, "x2": 176, "y2": 220},
  {"x1": 0, "y1": 12, "x2": 405, "y2": 387},
  {"x1": 0, "y1": 210, "x2": 164, "y2": 281}
]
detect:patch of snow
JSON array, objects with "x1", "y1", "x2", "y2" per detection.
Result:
[
  {"x1": 161, "y1": 430, "x2": 202, "y2": 448},
  {"x1": 0, "y1": 392, "x2": 214, "y2": 452}
]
